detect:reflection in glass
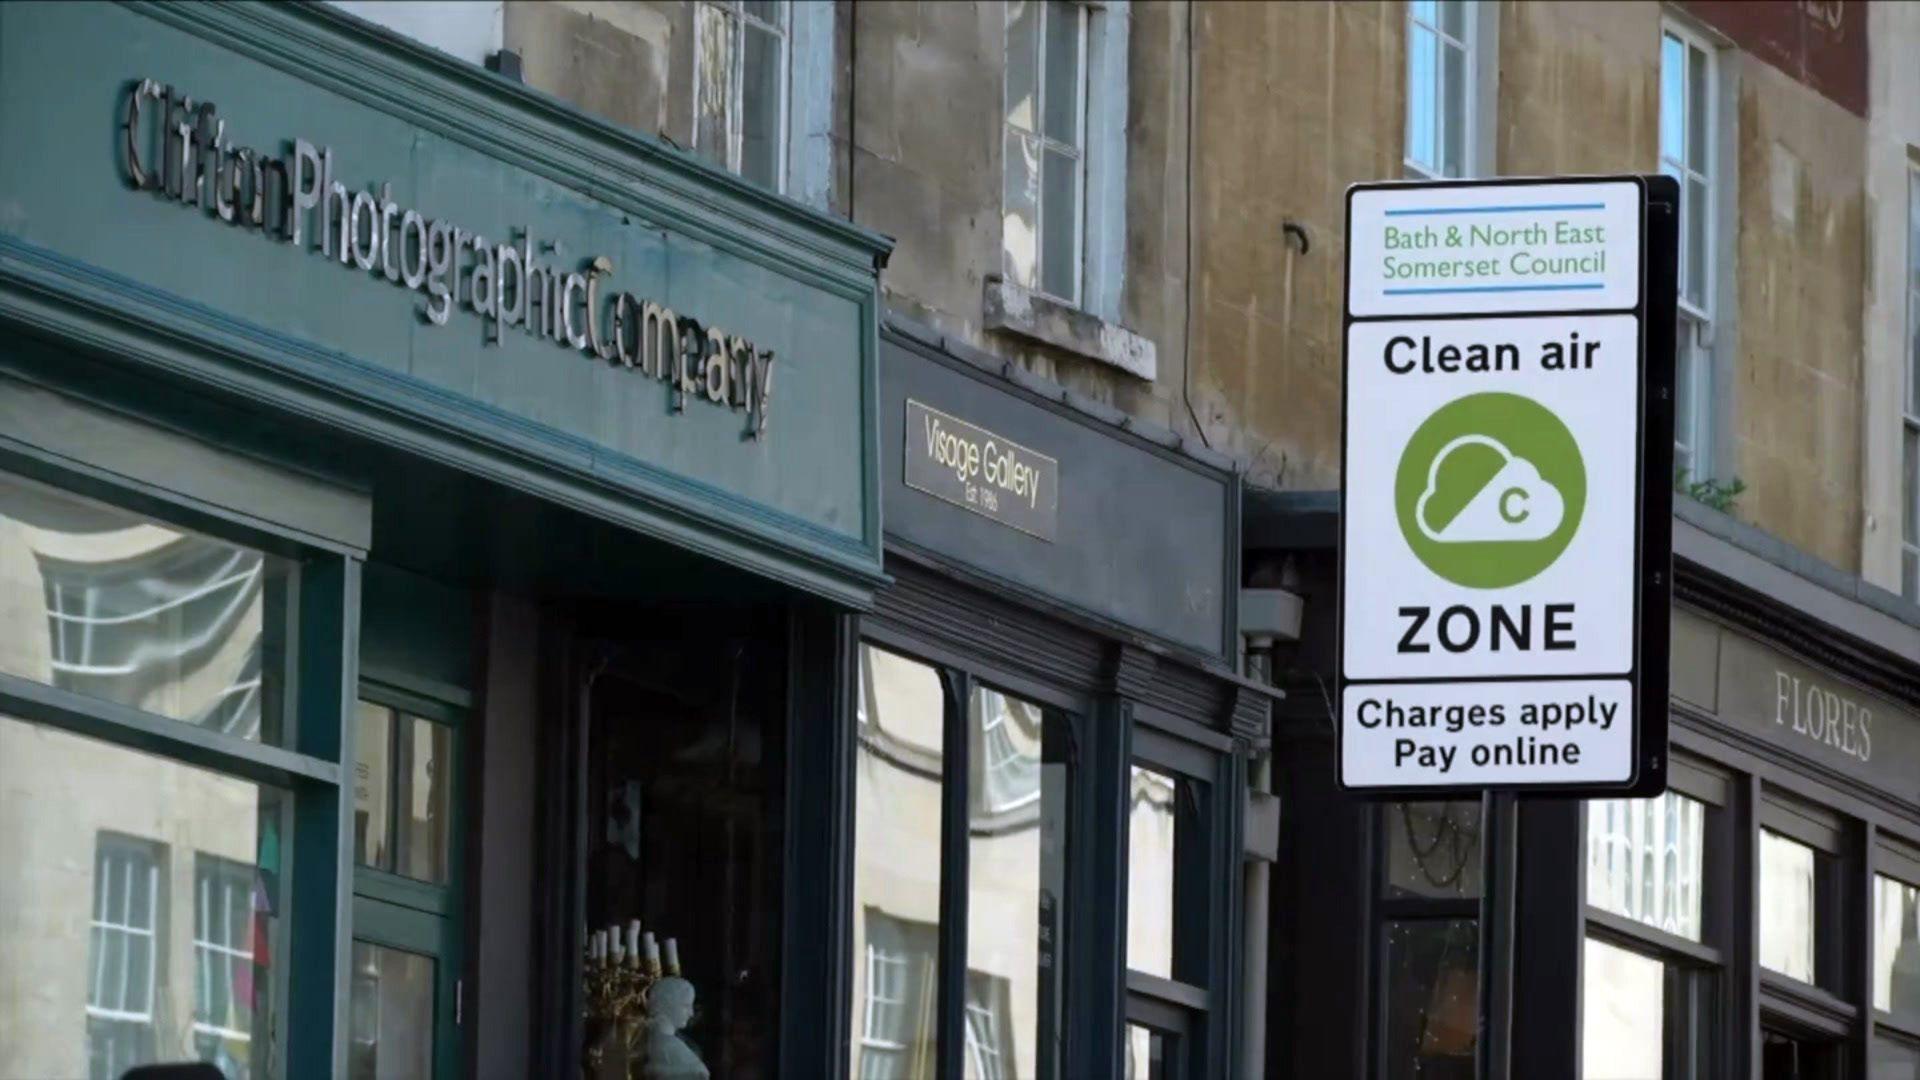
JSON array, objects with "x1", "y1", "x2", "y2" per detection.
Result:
[
  {"x1": 348, "y1": 942, "x2": 434, "y2": 1080},
  {"x1": 1760, "y1": 830, "x2": 1817, "y2": 983},
  {"x1": 355, "y1": 702, "x2": 453, "y2": 885},
  {"x1": 739, "y1": 16, "x2": 785, "y2": 188},
  {"x1": 968, "y1": 685, "x2": 1068, "y2": 1080},
  {"x1": 1000, "y1": 0, "x2": 1085, "y2": 303},
  {"x1": 1581, "y1": 936, "x2": 1664, "y2": 1080},
  {"x1": 1040, "y1": 0, "x2": 1081, "y2": 143},
  {"x1": 1004, "y1": 1, "x2": 1038, "y2": 132},
  {"x1": 693, "y1": 2, "x2": 735, "y2": 175},
  {"x1": 693, "y1": 1, "x2": 789, "y2": 189},
  {"x1": 1127, "y1": 766, "x2": 1179, "y2": 979},
  {"x1": 964, "y1": 972, "x2": 1014, "y2": 1080},
  {"x1": 1875, "y1": 874, "x2": 1920, "y2": 1022},
  {"x1": 1874, "y1": 1037, "x2": 1920, "y2": 1080},
  {"x1": 1384, "y1": 801, "x2": 1482, "y2": 900},
  {"x1": 0, "y1": 711, "x2": 278, "y2": 1080},
  {"x1": 1405, "y1": 1, "x2": 1467, "y2": 178},
  {"x1": 1585, "y1": 791, "x2": 1706, "y2": 940},
  {"x1": 1002, "y1": 129, "x2": 1042, "y2": 289},
  {"x1": 1125, "y1": 1024, "x2": 1167, "y2": 1080},
  {"x1": 1383, "y1": 919, "x2": 1477, "y2": 1080},
  {"x1": 850, "y1": 645, "x2": 944, "y2": 1078},
  {"x1": 0, "y1": 470, "x2": 292, "y2": 742}
]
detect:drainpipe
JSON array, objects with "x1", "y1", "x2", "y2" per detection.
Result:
[{"x1": 1239, "y1": 586, "x2": 1301, "y2": 1079}]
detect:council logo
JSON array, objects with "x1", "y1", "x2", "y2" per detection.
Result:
[{"x1": 1393, "y1": 392, "x2": 1586, "y2": 589}]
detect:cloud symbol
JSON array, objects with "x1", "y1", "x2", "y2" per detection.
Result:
[{"x1": 1416, "y1": 435, "x2": 1565, "y2": 543}]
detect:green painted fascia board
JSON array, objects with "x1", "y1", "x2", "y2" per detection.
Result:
[
  {"x1": 154, "y1": 1, "x2": 896, "y2": 279},
  {"x1": 0, "y1": 234, "x2": 887, "y2": 609}
]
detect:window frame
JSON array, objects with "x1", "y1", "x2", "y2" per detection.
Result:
[
  {"x1": 1576, "y1": 755, "x2": 1733, "y2": 1078},
  {"x1": 1002, "y1": 0, "x2": 1093, "y2": 308},
  {"x1": 691, "y1": 0, "x2": 793, "y2": 193},
  {"x1": 0, "y1": 448, "x2": 359, "y2": 1080},
  {"x1": 1661, "y1": 19, "x2": 1719, "y2": 481},
  {"x1": 1403, "y1": 0, "x2": 1476, "y2": 181},
  {"x1": 1903, "y1": 162, "x2": 1919, "y2": 599}
]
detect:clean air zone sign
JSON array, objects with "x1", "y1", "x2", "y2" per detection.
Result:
[{"x1": 1338, "y1": 176, "x2": 1676, "y2": 796}]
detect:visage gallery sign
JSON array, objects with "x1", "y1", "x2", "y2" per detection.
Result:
[
  {"x1": 1338, "y1": 177, "x2": 1677, "y2": 796},
  {"x1": 119, "y1": 79, "x2": 777, "y2": 434}
]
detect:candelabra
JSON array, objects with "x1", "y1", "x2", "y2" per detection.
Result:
[{"x1": 581, "y1": 921, "x2": 684, "y2": 1080}]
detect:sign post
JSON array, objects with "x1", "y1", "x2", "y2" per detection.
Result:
[{"x1": 1338, "y1": 176, "x2": 1676, "y2": 797}]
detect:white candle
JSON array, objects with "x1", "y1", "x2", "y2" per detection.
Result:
[
  {"x1": 592, "y1": 930, "x2": 606, "y2": 962},
  {"x1": 627, "y1": 920, "x2": 642, "y2": 967},
  {"x1": 663, "y1": 937, "x2": 680, "y2": 974},
  {"x1": 643, "y1": 931, "x2": 662, "y2": 970}
]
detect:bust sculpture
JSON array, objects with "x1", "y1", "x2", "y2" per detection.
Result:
[{"x1": 640, "y1": 977, "x2": 708, "y2": 1080}]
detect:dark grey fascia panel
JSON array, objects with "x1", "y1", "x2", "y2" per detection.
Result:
[
  {"x1": 0, "y1": 370, "x2": 371, "y2": 554},
  {"x1": 1673, "y1": 500, "x2": 1920, "y2": 667}
]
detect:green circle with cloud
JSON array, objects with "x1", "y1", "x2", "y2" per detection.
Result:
[{"x1": 1393, "y1": 392, "x2": 1586, "y2": 589}]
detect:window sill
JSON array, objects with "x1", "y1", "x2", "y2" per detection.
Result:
[{"x1": 982, "y1": 279, "x2": 1157, "y2": 381}]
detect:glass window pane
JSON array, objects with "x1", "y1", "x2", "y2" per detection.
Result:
[
  {"x1": 850, "y1": 645, "x2": 943, "y2": 1078},
  {"x1": 1441, "y1": 40, "x2": 1466, "y2": 178},
  {"x1": 1005, "y1": 1, "x2": 1039, "y2": 132},
  {"x1": 0, "y1": 711, "x2": 281, "y2": 1080},
  {"x1": 1040, "y1": 144, "x2": 1080, "y2": 302},
  {"x1": 1383, "y1": 801, "x2": 1483, "y2": 900},
  {"x1": 1875, "y1": 874, "x2": 1920, "y2": 1023},
  {"x1": 1687, "y1": 41, "x2": 1709, "y2": 171},
  {"x1": 694, "y1": 3, "x2": 735, "y2": 173},
  {"x1": 1585, "y1": 791, "x2": 1706, "y2": 941},
  {"x1": 740, "y1": 22, "x2": 784, "y2": 188},
  {"x1": 348, "y1": 942, "x2": 434, "y2": 1080},
  {"x1": 397, "y1": 715, "x2": 452, "y2": 884},
  {"x1": 0, "y1": 470, "x2": 294, "y2": 743},
  {"x1": 1406, "y1": 24, "x2": 1438, "y2": 172},
  {"x1": 1124, "y1": 1024, "x2": 1170, "y2": 1080},
  {"x1": 1660, "y1": 34, "x2": 1684, "y2": 164},
  {"x1": 1875, "y1": 1036, "x2": 1920, "y2": 1080},
  {"x1": 1126, "y1": 765, "x2": 1178, "y2": 979},
  {"x1": 1438, "y1": 0, "x2": 1468, "y2": 39},
  {"x1": 1041, "y1": 0, "x2": 1082, "y2": 145},
  {"x1": 1382, "y1": 919, "x2": 1478, "y2": 1079},
  {"x1": 1003, "y1": 129, "x2": 1041, "y2": 289},
  {"x1": 743, "y1": 0, "x2": 783, "y2": 24},
  {"x1": 1409, "y1": 0, "x2": 1439, "y2": 26},
  {"x1": 1581, "y1": 936, "x2": 1665, "y2": 1080},
  {"x1": 355, "y1": 701, "x2": 395, "y2": 872},
  {"x1": 966, "y1": 685, "x2": 1069, "y2": 1080},
  {"x1": 1760, "y1": 829, "x2": 1818, "y2": 982}
]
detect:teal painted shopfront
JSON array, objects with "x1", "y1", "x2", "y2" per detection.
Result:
[{"x1": 0, "y1": 3, "x2": 888, "y2": 1078}]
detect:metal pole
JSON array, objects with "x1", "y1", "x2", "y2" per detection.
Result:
[{"x1": 1478, "y1": 791, "x2": 1518, "y2": 1080}]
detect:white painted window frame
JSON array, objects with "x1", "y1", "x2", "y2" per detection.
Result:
[
  {"x1": 1904, "y1": 162, "x2": 1920, "y2": 598},
  {"x1": 692, "y1": 0, "x2": 793, "y2": 194},
  {"x1": 1403, "y1": 0, "x2": 1475, "y2": 181},
  {"x1": 193, "y1": 855, "x2": 257, "y2": 1049},
  {"x1": 1662, "y1": 20, "x2": 1719, "y2": 481},
  {"x1": 1003, "y1": 0, "x2": 1091, "y2": 308},
  {"x1": 88, "y1": 837, "x2": 162, "y2": 1076}
]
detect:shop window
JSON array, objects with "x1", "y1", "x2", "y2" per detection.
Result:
[
  {"x1": 1578, "y1": 762, "x2": 1727, "y2": 1079},
  {"x1": 1875, "y1": 1031, "x2": 1920, "y2": 1079},
  {"x1": 1661, "y1": 21, "x2": 1718, "y2": 482},
  {"x1": 1404, "y1": 1, "x2": 1474, "y2": 180},
  {"x1": 1003, "y1": 0, "x2": 1089, "y2": 305},
  {"x1": 1383, "y1": 918, "x2": 1478, "y2": 1080},
  {"x1": 1374, "y1": 800, "x2": 1480, "y2": 1077},
  {"x1": 1125, "y1": 1023, "x2": 1172, "y2": 1080},
  {"x1": 1586, "y1": 790, "x2": 1707, "y2": 941},
  {"x1": 353, "y1": 700, "x2": 454, "y2": 885},
  {"x1": 1126, "y1": 765, "x2": 1179, "y2": 979},
  {"x1": 694, "y1": 0, "x2": 790, "y2": 191},
  {"x1": 0, "y1": 712, "x2": 284, "y2": 1080},
  {"x1": 0, "y1": 453, "x2": 348, "y2": 1080},
  {"x1": 194, "y1": 855, "x2": 258, "y2": 1077},
  {"x1": 1, "y1": 470, "x2": 295, "y2": 743},
  {"x1": 1128, "y1": 723, "x2": 1223, "y2": 1078},
  {"x1": 849, "y1": 642, "x2": 1075, "y2": 1079},
  {"x1": 1877, "y1": 873, "x2": 1920, "y2": 1026},
  {"x1": 1760, "y1": 829, "x2": 1820, "y2": 982}
]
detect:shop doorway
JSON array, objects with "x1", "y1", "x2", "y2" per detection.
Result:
[{"x1": 572, "y1": 602, "x2": 789, "y2": 1079}]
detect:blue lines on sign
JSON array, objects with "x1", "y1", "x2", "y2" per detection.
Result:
[
  {"x1": 1381, "y1": 283, "x2": 1606, "y2": 295},
  {"x1": 1382, "y1": 202, "x2": 1607, "y2": 217}
]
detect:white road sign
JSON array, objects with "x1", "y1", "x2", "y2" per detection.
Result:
[{"x1": 1338, "y1": 177, "x2": 1673, "y2": 794}]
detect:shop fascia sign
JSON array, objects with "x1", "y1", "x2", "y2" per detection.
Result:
[
  {"x1": 1337, "y1": 175, "x2": 1677, "y2": 797},
  {"x1": 118, "y1": 79, "x2": 776, "y2": 435}
]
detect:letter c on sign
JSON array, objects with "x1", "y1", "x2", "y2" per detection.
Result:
[{"x1": 1499, "y1": 487, "x2": 1529, "y2": 523}]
